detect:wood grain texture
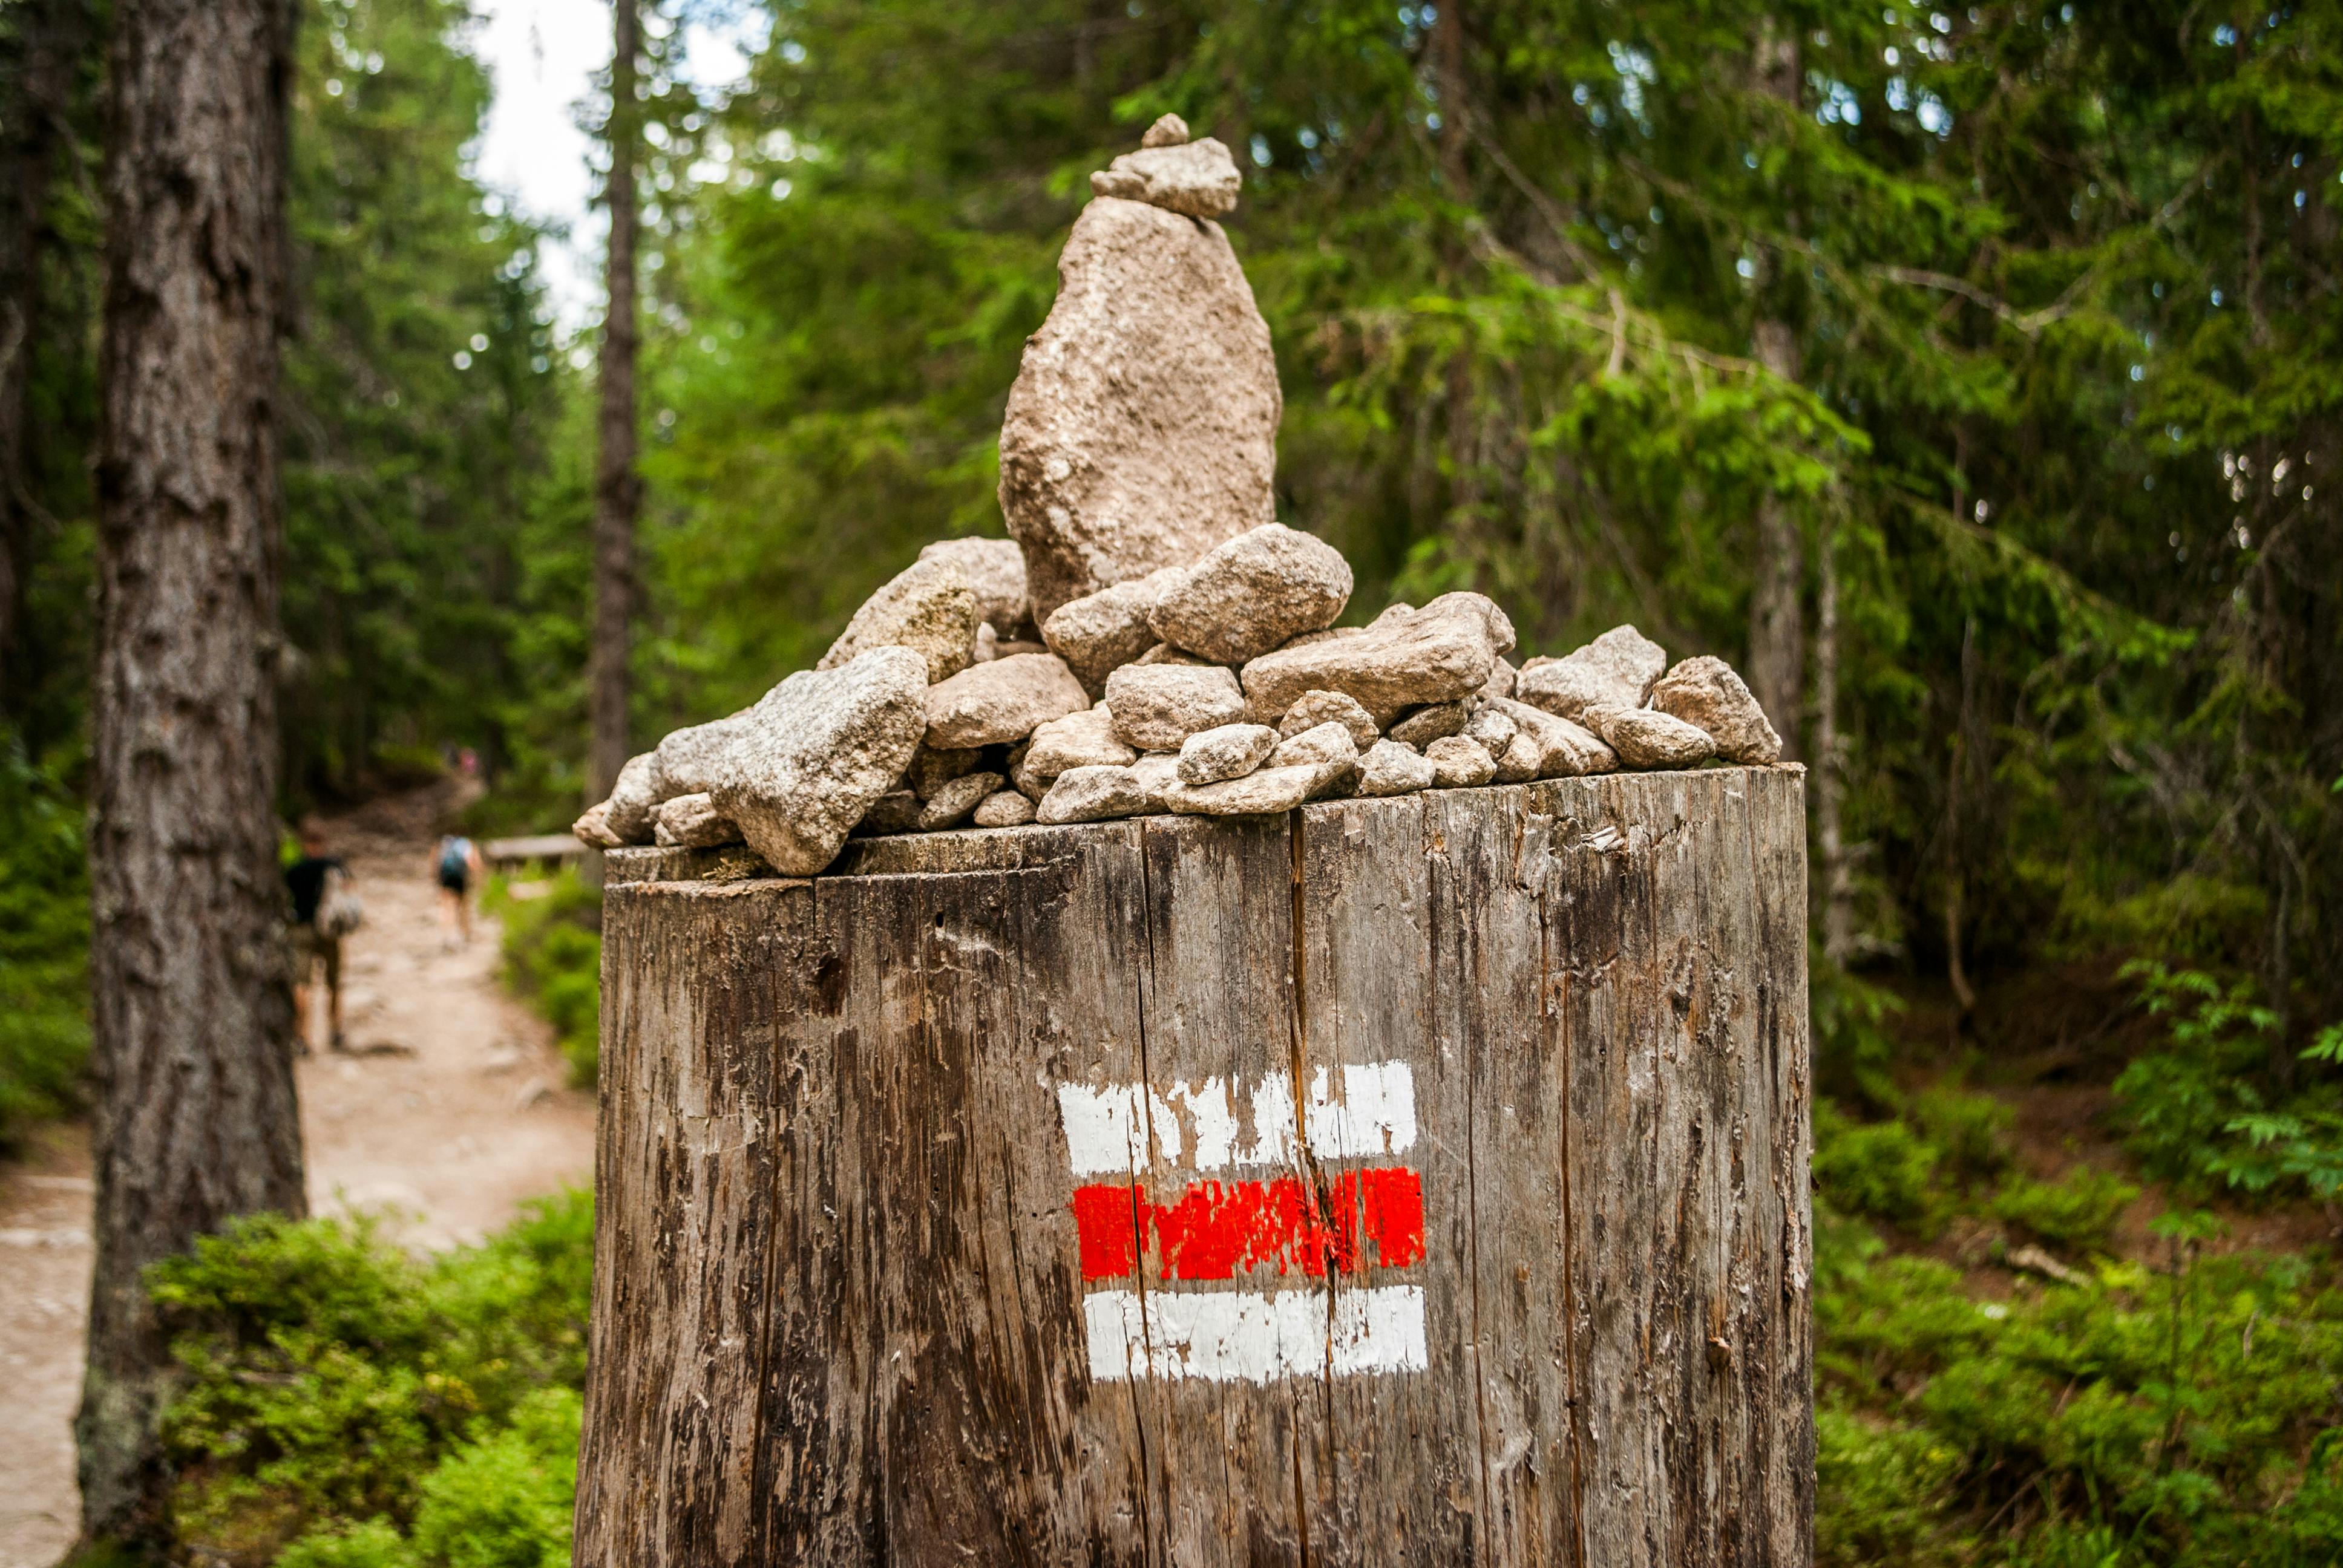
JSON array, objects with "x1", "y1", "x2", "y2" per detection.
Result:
[{"x1": 577, "y1": 769, "x2": 1813, "y2": 1567}]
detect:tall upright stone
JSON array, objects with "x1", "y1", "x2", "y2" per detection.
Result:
[{"x1": 997, "y1": 126, "x2": 1280, "y2": 621}]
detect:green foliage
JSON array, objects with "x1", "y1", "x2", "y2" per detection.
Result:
[
  {"x1": 1814, "y1": 1099, "x2": 1946, "y2": 1235},
  {"x1": 1993, "y1": 1169, "x2": 2141, "y2": 1256},
  {"x1": 0, "y1": 737, "x2": 89, "y2": 1146},
  {"x1": 2118, "y1": 965, "x2": 2343, "y2": 1202},
  {"x1": 488, "y1": 872, "x2": 601, "y2": 1086},
  {"x1": 274, "y1": 0, "x2": 572, "y2": 808},
  {"x1": 1815, "y1": 1236, "x2": 2343, "y2": 1566},
  {"x1": 151, "y1": 1191, "x2": 591, "y2": 1565}
]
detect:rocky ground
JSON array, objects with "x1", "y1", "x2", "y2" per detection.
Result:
[{"x1": 0, "y1": 799, "x2": 594, "y2": 1567}]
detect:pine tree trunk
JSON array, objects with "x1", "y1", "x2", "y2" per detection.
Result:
[
  {"x1": 77, "y1": 0, "x2": 306, "y2": 1550},
  {"x1": 588, "y1": 0, "x2": 641, "y2": 804},
  {"x1": 0, "y1": 0, "x2": 96, "y2": 699},
  {"x1": 1746, "y1": 20, "x2": 1803, "y2": 760}
]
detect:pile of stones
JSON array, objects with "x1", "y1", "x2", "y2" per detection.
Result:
[{"x1": 573, "y1": 117, "x2": 1782, "y2": 879}]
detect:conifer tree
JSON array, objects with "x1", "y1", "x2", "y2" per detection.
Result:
[{"x1": 78, "y1": 0, "x2": 306, "y2": 1547}]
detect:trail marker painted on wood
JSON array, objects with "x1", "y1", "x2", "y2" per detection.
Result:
[
  {"x1": 1060, "y1": 1060, "x2": 1429, "y2": 1382},
  {"x1": 577, "y1": 774, "x2": 1817, "y2": 1566}
]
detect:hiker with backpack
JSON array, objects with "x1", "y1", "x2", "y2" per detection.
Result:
[
  {"x1": 434, "y1": 832, "x2": 483, "y2": 947},
  {"x1": 286, "y1": 820, "x2": 362, "y2": 1054}
]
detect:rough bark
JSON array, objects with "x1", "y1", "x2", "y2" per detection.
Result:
[
  {"x1": 1746, "y1": 20, "x2": 1804, "y2": 762},
  {"x1": 0, "y1": 0, "x2": 96, "y2": 699},
  {"x1": 588, "y1": 0, "x2": 641, "y2": 803},
  {"x1": 579, "y1": 773, "x2": 1815, "y2": 1566},
  {"x1": 77, "y1": 0, "x2": 307, "y2": 1551}
]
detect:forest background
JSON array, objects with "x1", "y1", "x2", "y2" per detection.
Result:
[{"x1": 4, "y1": 0, "x2": 2342, "y2": 1563}]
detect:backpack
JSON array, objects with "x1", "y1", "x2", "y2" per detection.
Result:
[
  {"x1": 437, "y1": 837, "x2": 471, "y2": 881},
  {"x1": 316, "y1": 865, "x2": 364, "y2": 938}
]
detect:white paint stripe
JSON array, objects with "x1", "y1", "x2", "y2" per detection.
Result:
[
  {"x1": 1305, "y1": 1062, "x2": 1419, "y2": 1162},
  {"x1": 1058, "y1": 1062, "x2": 1416, "y2": 1175},
  {"x1": 1057, "y1": 1082, "x2": 1182, "y2": 1176},
  {"x1": 1083, "y1": 1285, "x2": 1427, "y2": 1383}
]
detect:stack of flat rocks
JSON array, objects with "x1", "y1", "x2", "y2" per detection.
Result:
[{"x1": 575, "y1": 117, "x2": 1785, "y2": 877}]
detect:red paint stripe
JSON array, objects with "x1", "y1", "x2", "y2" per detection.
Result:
[{"x1": 1073, "y1": 1168, "x2": 1425, "y2": 1283}]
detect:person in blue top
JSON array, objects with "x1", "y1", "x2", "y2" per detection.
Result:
[{"x1": 433, "y1": 832, "x2": 483, "y2": 949}]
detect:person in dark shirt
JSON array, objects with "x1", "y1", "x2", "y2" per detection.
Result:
[{"x1": 286, "y1": 822, "x2": 349, "y2": 1054}]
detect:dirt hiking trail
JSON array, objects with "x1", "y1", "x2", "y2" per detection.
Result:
[{"x1": 0, "y1": 783, "x2": 595, "y2": 1567}]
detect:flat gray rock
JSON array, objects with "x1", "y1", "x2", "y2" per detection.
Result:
[
  {"x1": 1040, "y1": 566, "x2": 1184, "y2": 690},
  {"x1": 857, "y1": 790, "x2": 922, "y2": 835},
  {"x1": 1277, "y1": 627, "x2": 1360, "y2": 650},
  {"x1": 571, "y1": 799, "x2": 624, "y2": 849},
  {"x1": 1648, "y1": 655, "x2": 1782, "y2": 763},
  {"x1": 1104, "y1": 662, "x2": 1247, "y2": 751},
  {"x1": 1581, "y1": 703, "x2": 1719, "y2": 769},
  {"x1": 907, "y1": 744, "x2": 985, "y2": 800},
  {"x1": 1277, "y1": 688, "x2": 1378, "y2": 748},
  {"x1": 1147, "y1": 523, "x2": 1353, "y2": 664},
  {"x1": 923, "y1": 652, "x2": 1090, "y2": 749},
  {"x1": 1493, "y1": 730, "x2": 1542, "y2": 783},
  {"x1": 1161, "y1": 759, "x2": 1344, "y2": 817},
  {"x1": 1129, "y1": 751, "x2": 1182, "y2": 809},
  {"x1": 1487, "y1": 697, "x2": 1617, "y2": 777},
  {"x1": 1022, "y1": 705, "x2": 1138, "y2": 782},
  {"x1": 1088, "y1": 136, "x2": 1244, "y2": 218},
  {"x1": 1240, "y1": 593, "x2": 1510, "y2": 727},
  {"x1": 1386, "y1": 701, "x2": 1469, "y2": 746},
  {"x1": 973, "y1": 788, "x2": 1035, "y2": 828},
  {"x1": 654, "y1": 792, "x2": 741, "y2": 849},
  {"x1": 1142, "y1": 113, "x2": 1190, "y2": 148},
  {"x1": 600, "y1": 751, "x2": 664, "y2": 843},
  {"x1": 1358, "y1": 739, "x2": 1437, "y2": 797},
  {"x1": 1432, "y1": 591, "x2": 1519, "y2": 656},
  {"x1": 1270, "y1": 720, "x2": 1359, "y2": 771},
  {"x1": 1482, "y1": 656, "x2": 1518, "y2": 701},
  {"x1": 917, "y1": 770, "x2": 1005, "y2": 831},
  {"x1": 1135, "y1": 642, "x2": 1211, "y2": 666},
  {"x1": 1179, "y1": 722, "x2": 1277, "y2": 785},
  {"x1": 819, "y1": 556, "x2": 981, "y2": 684},
  {"x1": 1515, "y1": 624, "x2": 1666, "y2": 719},
  {"x1": 709, "y1": 647, "x2": 930, "y2": 875},
  {"x1": 1461, "y1": 703, "x2": 1517, "y2": 756},
  {"x1": 1036, "y1": 763, "x2": 1154, "y2": 825},
  {"x1": 1424, "y1": 734, "x2": 1496, "y2": 788},
  {"x1": 919, "y1": 537, "x2": 1034, "y2": 638},
  {"x1": 998, "y1": 195, "x2": 1280, "y2": 619},
  {"x1": 653, "y1": 705, "x2": 756, "y2": 798}
]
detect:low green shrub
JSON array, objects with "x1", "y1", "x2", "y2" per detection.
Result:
[
  {"x1": 487, "y1": 869, "x2": 600, "y2": 1086},
  {"x1": 0, "y1": 738, "x2": 91, "y2": 1146},
  {"x1": 1814, "y1": 1100, "x2": 1945, "y2": 1235},
  {"x1": 1992, "y1": 1168, "x2": 2140, "y2": 1255},
  {"x1": 2116, "y1": 964, "x2": 2343, "y2": 1202},
  {"x1": 1817, "y1": 1230, "x2": 2343, "y2": 1566},
  {"x1": 151, "y1": 1190, "x2": 591, "y2": 1566},
  {"x1": 1910, "y1": 1085, "x2": 2016, "y2": 1189}
]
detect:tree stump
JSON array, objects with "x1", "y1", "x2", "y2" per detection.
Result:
[{"x1": 575, "y1": 767, "x2": 1814, "y2": 1567}]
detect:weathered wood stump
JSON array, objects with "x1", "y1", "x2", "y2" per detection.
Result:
[{"x1": 575, "y1": 767, "x2": 1814, "y2": 1567}]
